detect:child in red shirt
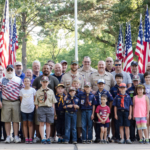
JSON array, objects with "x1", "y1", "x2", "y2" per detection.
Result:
[{"x1": 95, "y1": 94, "x2": 110, "y2": 144}]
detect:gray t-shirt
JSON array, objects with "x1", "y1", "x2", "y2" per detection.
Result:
[
  {"x1": 111, "y1": 71, "x2": 132, "y2": 85},
  {"x1": 144, "y1": 83, "x2": 150, "y2": 103}
]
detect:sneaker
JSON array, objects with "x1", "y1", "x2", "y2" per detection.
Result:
[
  {"x1": 94, "y1": 139, "x2": 100, "y2": 143},
  {"x1": 73, "y1": 141, "x2": 77, "y2": 144},
  {"x1": 33, "y1": 137, "x2": 40, "y2": 143},
  {"x1": 115, "y1": 139, "x2": 120, "y2": 143},
  {"x1": 25, "y1": 138, "x2": 29, "y2": 144},
  {"x1": 41, "y1": 139, "x2": 47, "y2": 144},
  {"x1": 77, "y1": 138, "x2": 82, "y2": 143},
  {"x1": 126, "y1": 139, "x2": 132, "y2": 144},
  {"x1": 5, "y1": 136, "x2": 11, "y2": 143},
  {"x1": 87, "y1": 140, "x2": 92, "y2": 144},
  {"x1": 46, "y1": 138, "x2": 51, "y2": 144},
  {"x1": 14, "y1": 136, "x2": 21, "y2": 143},
  {"x1": 118, "y1": 139, "x2": 125, "y2": 144},
  {"x1": 139, "y1": 139, "x2": 144, "y2": 144},
  {"x1": 145, "y1": 139, "x2": 149, "y2": 144},
  {"x1": 50, "y1": 137, "x2": 54, "y2": 143},
  {"x1": 108, "y1": 137, "x2": 112, "y2": 143},
  {"x1": 82, "y1": 140, "x2": 86, "y2": 144},
  {"x1": 103, "y1": 140, "x2": 107, "y2": 144},
  {"x1": 64, "y1": 141, "x2": 69, "y2": 144},
  {"x1": 58, "y1": 138, "x2": 61, "y2": 143},
  {"x1": 29, "y1": 138, "x2": 33, "y2": 144},
  {"x1": 99, "y1": 140, "x2": 104, "y2": 144},
  {"x1": 62, "y1": 139, "x2": 65, "y2": 143}
]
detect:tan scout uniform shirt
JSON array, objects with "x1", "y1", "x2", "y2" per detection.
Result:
[
  {"x1": 61, "y1": 70, "x2": 84, "y2": 92},
  {"x1": 78, "y1": 67, "x2": 97, "y2": 82},
  {"x1": 34, "y1": 87, "x2": 57, "y2": 107},
  {"x1": 90, "y1": 71, "x2": 115, "y2": 92}
]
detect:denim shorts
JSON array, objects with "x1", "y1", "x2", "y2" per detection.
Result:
[
  {"x1": 21, "y1": 111, "x2": 34, "y2": 122},
  {"x1": 99, "y1": 123, "x2": 109, "y2": 128}
]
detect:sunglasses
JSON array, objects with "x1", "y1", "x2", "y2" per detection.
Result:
[{"x1": 115, "y1": 64, "x2": 121, "y2": 66}]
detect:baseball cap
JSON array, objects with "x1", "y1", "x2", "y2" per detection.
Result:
[
  {"x1": 6, "y1": 65, "x2": 14, "y2": 70},
  {"x1": 60, "y1": 60, "x2": 67, "y2": 64},
  {"x1": 132, "y1": 75, "x2": 140, "y2": 81},
  {"x1": 56, "y1": 84, "x2": 65, "y2": 89},
  {"x1": 69, "y1": 87, "x2": 76, "y2": 92},
  {"x1": 131, "y1": 61, "x2": 138, "y2": 66},
  {"x1": 84, "y1": 82, "x2": 91, "y2": 87},
  {"x1": 119, "y1": 83, "x2": 127, "y2": 88},
  {"x1": 14, "y1": 62, "x2": 22, "y2": 66},
  {"x1": 71, "y1": 60, "x2": 78, "y2": 65},
  {"x1": 41, "y1": 76, "x2": 49, "y2": 82},
  {"x1": 97, "y1": 79, "x2": 105, "y2": 84}
]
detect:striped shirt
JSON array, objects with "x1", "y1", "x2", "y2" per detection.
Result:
[{"x1": 0, "y1": 76, "x2": 23, "y2": 101}]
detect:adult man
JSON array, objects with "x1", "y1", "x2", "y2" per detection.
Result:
[
  {"x1": 90, "y1": 61, "x2": 115, "y2": 92},
  {"x1": 0, "y1": 65, "x2": 23, "y2": 143},
  {"x1": 130, "y1": 61, "x2": 145, "y2": 83},
  {"x1": 14, "y1": 62, "x2": 25, "y2": 81},
  {"x1": 32, "y1": 60, "x2": 42, "y2": 80},
  {"x1": 61, "y1": 60, "x2": 84, "y2": 92},
  {"x1": 111, "y1": 59, "x2": 132, "y2": 88},
  {"x1": 78, "y1": 56, "x2": 97, "y2": 82},
  {"x1": 146, "y1": 62, "x2": 150, "y2": 72},
  {"x1": 60, "y1": 60, "x2": 68, "y2": 74},
  {"x1": 25, "y1": 69, "x2": 34, "y2": 85},
  {"x1": 52, "y1": 63, "x2": 63, "y2": 83},
  {"x1": 105, "y1": 57, "x2": 115, "y2": 73}
]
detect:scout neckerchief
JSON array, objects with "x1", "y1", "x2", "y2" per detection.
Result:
[
  {"x1": 42, "y1": 89, "x2": 49, "y2": 102},
  {"x1": 118, "y1": 93, "x2": 126, "y2": 108},
  {"x1": 98, "y1": 89, "x2": 103, "y2": 105},
  {"x1": 57, "y1": 94, "x2": 64, "y2": 107},
  {"x1": 85, "y1": 93, "x2": 90, "y2": 106},
  {"x1": 71, "y1": 96, "x2": 76, "y2": 111},
  {"x1": 71, "y1": 75, "x2": 76, "y2": 80}
]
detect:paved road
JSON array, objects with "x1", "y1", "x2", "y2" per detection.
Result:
[{"x1": 0, "y1": 143, "x2": 149, "y2": 150}]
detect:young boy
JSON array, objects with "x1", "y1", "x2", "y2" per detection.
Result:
[
  {"x1": 126, "y1": 75, "x2": 140, "y2": 142},
  {"x1": 113, "y1": 83, "x2": 133, "y2": 144},
  {"x1": 55, "y1": 84, "x2": 66, "y2": 143},
  {"x1": 79, "y1": 82, "x2": 97, "y2": 144},
  {"x1": 110, "y1": 73, "x2": 123, "y2": 142},
  {"x1": 72, "y1": 79, "x2": 83, "y2": 143},
  {"x1": 34, "y1": 76, "x2": 57, "y2": 144},
  {"x1": 63, "y1": 87, "x2": 80, "y2": 144},
  {"x1": 95, "y1": 94, "x2": 110, "y2": 143},
  {"x1": 94, "y1": 79, "x2": 113, "y2": 142}
]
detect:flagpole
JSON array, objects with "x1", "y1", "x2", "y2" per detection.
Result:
[{"x1": 75, "y1": 0, "x2": 78, "y2": 61}]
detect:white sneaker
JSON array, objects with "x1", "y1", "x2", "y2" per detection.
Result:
[
  {"x1": 5, "y1": 137, "x2": 11, "y2": 143},
  {"x1": 14, "y1": 137, "x2": 21, "y2": 143},
  {"x1": 33, "y1": 137, "x2": 40, "y2": 143}
]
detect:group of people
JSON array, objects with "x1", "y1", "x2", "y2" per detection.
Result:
[{"x1": 0, "y1": 56, "x2": 150, "y2": 145}]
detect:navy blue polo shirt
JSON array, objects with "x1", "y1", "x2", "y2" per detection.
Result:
[
  {"x1": 79, "y1": 92, "x2": 97, "y2": 110},
  {"x1": 16, "y1": 72, "x2": 25, "y2": 81},
  {"x1": 32, "y1": 72, "x2": 43, "y2": 80},
  {"x1": 95, "y1": 89, "x2": 113, "y2": 105},
  {"x1": 113, "y1": 93, "x2": 133, "y2": 111},
  {"x1": 64, "y1": 94, "x2": 80, "y2": 112},
  {"x1": 55, "y1": 93, "x2": 66, "y2": 111},
  {"x1": 76, "y1": 89, "x2": 84, "y2": 98},
  {"x1": 126, "y1": 85, "x2": 136, "y2": 101},
  {"x1": 52, "y1": 74, "x2": 64, "y2": 83},
  {"x1": 110, "y1": 84, "x2": 120, "y2": 98}
]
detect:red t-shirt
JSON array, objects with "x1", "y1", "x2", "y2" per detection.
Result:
[{"x1": 95, "y1": 105, "x2": 110, "y2": 123}]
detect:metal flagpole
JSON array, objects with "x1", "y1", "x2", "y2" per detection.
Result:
[{"x1": 75, "y1": 0, "x2": 78, "y2": 61}]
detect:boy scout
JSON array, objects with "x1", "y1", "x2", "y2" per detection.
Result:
[{"x1": 35, "y1": 76, "x2": 57, "y2": 144}]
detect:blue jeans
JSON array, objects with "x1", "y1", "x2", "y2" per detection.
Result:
[
  {"x1": 81, "y1": 110, "x2": 93, "y2": 141},
  {"x1": 64, "y1": 112, "x2": 77, "y2": 142}
]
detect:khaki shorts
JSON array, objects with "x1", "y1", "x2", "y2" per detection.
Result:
[
  {"x1": 1, "y1": 100, "x2": 21, "y2": 122},
  {"x1": 77, "y1": 109, "x2": 82, "y2": 127}
]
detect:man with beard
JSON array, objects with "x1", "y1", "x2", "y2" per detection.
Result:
[
  {"x1": 105, "y1": 57, "x2": 115, "y2": 73},
  {"x1": 14, "y1": 62, "x2": 25, "y2": 81},
  {"x1": 60, "y1": 60, "x2": 68, "y2": 74},
  {"x1": 130, "y1": 61, "x2": 145, "y2": 83},
  {"x1": 111, "y1": 59, "x2": 132, "y2": 88},
  {"x1": 61, "y1": 60, "x2": 84, "y2": 92},
  {"x1": 78, "y1": 56, "x2": 97, "y2": 82},
  {"x1": 32, "y1": 60, "x2": 42, "y2": 80},
  {"x1": 90, "y1": 61, "x2": 115, "y2": 93},
  {"x1": 52, "y1": 63, "x2": 63, "y2": 83},
  {"x1": 0, "y1": 65, "x2": 23, "y2": 143},
  {"x1": 32, "y1": 64, "x2": 59, "y2": 143}
]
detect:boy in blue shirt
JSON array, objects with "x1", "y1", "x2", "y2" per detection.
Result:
[
  {"x1": 79, "y1": 82, "x2": 97, "y2": 144},
  {"x1": 113, "y1": 83, "x2": 133, "y2": 144},
  {"x1": 55, "y1": 84, "x2": 66, "y2": 143},
  {"x1": 63, "y1": 87, "x2": 80, "y2": 144}
]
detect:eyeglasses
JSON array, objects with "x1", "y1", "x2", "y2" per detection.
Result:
[
  {"x1": 84, "y1": 61, "x2": 90, "y2": 63},
  {"x1": 115, "y1": 64, "x2": 121, "y2": 66},
  {"x1": 106, "y1": 61, "x2": 112, "y2": 62}
]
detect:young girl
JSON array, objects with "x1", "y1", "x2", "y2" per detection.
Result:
[
  {"x1": 19, "y1": 77, "x2": 36, "y2": 144},
  {"x1": 133, "y1": 84, "x2": 149, "y2": 144},
  {"x1": 95, "y1": 94, "x2": 110, "y2": 144}
]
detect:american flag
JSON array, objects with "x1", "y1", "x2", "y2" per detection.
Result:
[
  {"x1": 123, "y1": 23, "x2": 133, "y2": 73},
  {"x1": 11, "y1": 17, "x2": 18, "y2": 65},
  {"x1": 0, "y1": 0, "x2": 10, "y2": 68},
  {"x1": 135, "y1": 14, "x2": 144, "y2": 73},
  {"x1": 9, "y1": 17, "x2": 12, "y2": 65},
  {"x1": 116, "y1": 25, "x2": 124, "y2": 60},
  {"x1": 143, "y1": 7, "x2": 150, "y2": 73}
]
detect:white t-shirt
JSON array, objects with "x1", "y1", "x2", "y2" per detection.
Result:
[{"x1": 19, "y1": 87, "x2": 36, "y2": 113}]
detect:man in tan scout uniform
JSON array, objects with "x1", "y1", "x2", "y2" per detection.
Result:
[
  {"x1": 90, "y1": 61, "x2": 115, "y2": 93},
  {"x1": 78, "y1": 56, "x2": 97, "y2": 82},
  {"x1": 61, "y1": 60, "x2": 84, "y2": 92}
]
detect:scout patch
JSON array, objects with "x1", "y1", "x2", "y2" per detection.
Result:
[
  {"x1": 81, "y1": 100, "x2": 84, "y2": 104},
  {"x1": 75, "y1": 99, "x2": 79, "y2": 102},
  {"x1": 66, "y1": 81, "x2": 71, "y2": 86},
  {"x1": 89, "y1": 101, "x2": 92, "y2": 106},
  {"x1": 38, "y1": 95, "x2": 44, "y2": 103}
]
